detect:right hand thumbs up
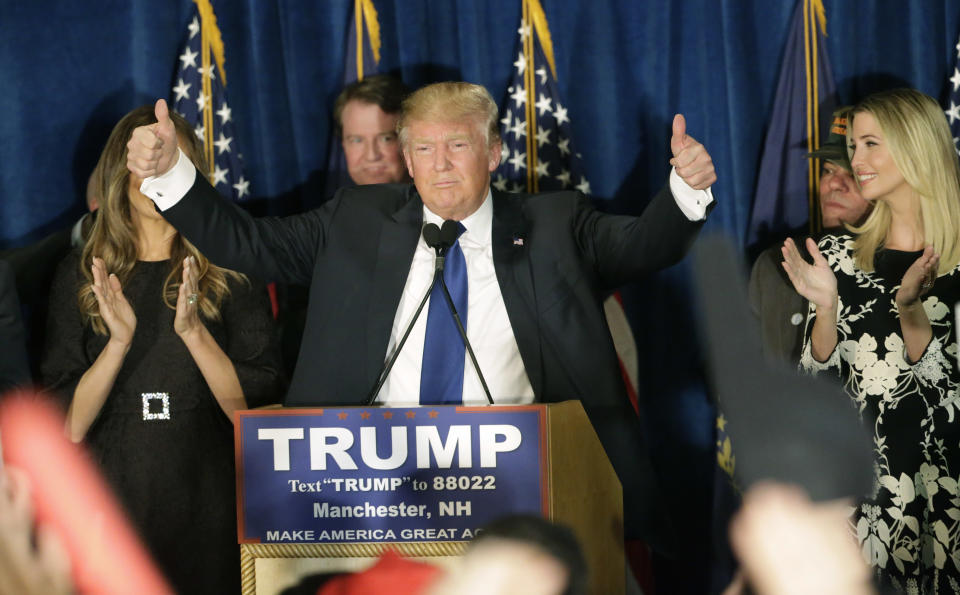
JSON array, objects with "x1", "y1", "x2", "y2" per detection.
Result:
[{"x1": 126, "y1": 98, "x2": 179, "y2": 179}]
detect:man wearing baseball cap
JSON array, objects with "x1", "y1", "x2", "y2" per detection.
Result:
[{"x1": 748, "y1": 107, "x2": 872, "y2": 363}]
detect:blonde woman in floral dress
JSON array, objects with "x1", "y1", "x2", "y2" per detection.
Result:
[{"x1": 783, "y1": 88, "x2": 960, "y2": 592}]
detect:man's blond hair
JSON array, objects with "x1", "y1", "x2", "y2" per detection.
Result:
[{"x1": 398, "y1": 82, "x2": 500, "y2": 148}]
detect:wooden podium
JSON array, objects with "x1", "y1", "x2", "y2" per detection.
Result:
[{"x1": 236, "y1": 400, "x2": 623, "y2": 594}]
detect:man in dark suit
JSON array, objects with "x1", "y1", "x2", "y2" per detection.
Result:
[
  {"x1": 334, "y1": 74, "x2": 411, "y2": 186},
  {"x1": 748, "y1": 107, "x2": 871, "y2": 363},
  {"x1": 125, "y1": 82, "x2": 716, "y2": 552}
]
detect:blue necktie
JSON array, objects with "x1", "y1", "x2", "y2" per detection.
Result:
[{"x1": 420, "y1": 223, "x2": 467, "y2": 404}]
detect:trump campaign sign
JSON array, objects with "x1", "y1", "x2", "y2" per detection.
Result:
[{"x1": 235, "y1": 405, "x2": 548, "y2": 544}]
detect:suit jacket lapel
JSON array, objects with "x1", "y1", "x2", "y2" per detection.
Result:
[
  {"x1": 491, "y1": 190, "x2": 543, "y2": 398},
  {"x1": 366, "y1": 190, "x2": 423, "y2": 387}
]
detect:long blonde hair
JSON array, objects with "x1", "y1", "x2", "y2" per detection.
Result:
[
  {"x1": 79, "y1": 105, "x2": 246, "y2": 334},
  {"x1": 847, "y1": 88, "x2": 960, "y2": 274}
]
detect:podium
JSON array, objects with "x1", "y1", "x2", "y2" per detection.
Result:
[{"x1": 235, "y1": 400, "x2": 624, "y2": 594}]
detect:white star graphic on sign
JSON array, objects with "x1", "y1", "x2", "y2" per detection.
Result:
[
  {"x1": 553, "y1": 104, "x2": 569, "y2": 126},
  {"x1": 214, "y1": 132, "x2": 233, "y2": 155},
  {"x1": 492, "y1": 174, "x2": 508, "y2": 191},
  {"x1": 179, "y1": 47, "x2": 199, "y2": 70},
  {"x1": 233, "y1": 176, "x2": 250, "y2": 198},
  {"x1": 946, "y1": 101, "x2": 960, "y2": 125},
  {"x1": 508, "y1": 150, "x2": 526, "y2": 172},
  {"x1": 513, "y1": 52, "x2": 527, "y2": 76},
  {"x1": 216, "y1": 103, "x2": 232, "y2": 124},
  {"x1": 536, "y1": 67, "x2": 547, "y2": 85},
  {"x1": 575, "y1": 179, "x2": 591, "y2": 195},
  {"x1": 500, "y1": 144, "x2": 510, "y2": 163},
  {"x1": 952, "y1": 68, "x2": 960, "y2": 92},
  {"x1": 172, "y1": 78, "x2": 191, "y2": 102},
  {"x1": 518, "y1": 21, "x2": 531, "y2": 41},
  {"x1": 194, "y1": 124, "x2": 205, "y2": 140},
  {"x1": 557, "y1": 137, "x2": 570, "y2": 156},
  {"x1": 535, "y1": 127, "x2": 551, "y2": 147},
  {"x1": 510, "y1": 118, "x2": 527, "y2": 140},
  {"x1": 511, "y1": 86, "x2": 527, "y2": 108},
  {"x1": 535, "y1": 160, "x2": 550, "y2": 178},
  {"x1": 535, "y1": 93, "x2": 553, "y2": 117},
  {"x1": 956, "y1": 39, "x2": 960, "y2": 58},
  {"x1": 196, "y1": 92, "x2": 209, "y2": 112},
  {"x1": 188, "y1": 17, "x2": 200, "y2": 39},
  {"x1": 212, "y1": 165, "x2": 229, "y2": 186},
  {"x1": 511, "y1": 182, "x2": 526, "y2": 193},
  {"x1": 198, "y1": 64, "x2": 216, "y2": 81},
  {"x1": 556, "y1": 169, "x2": 571, "y2": 187},
  {"x1": 500, "y1": 112, "x2": 512, "y2": 129}
]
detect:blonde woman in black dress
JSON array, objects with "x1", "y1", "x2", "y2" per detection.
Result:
[{"x1": 783, "y1": 88, "x2": 960, "y2": 592}]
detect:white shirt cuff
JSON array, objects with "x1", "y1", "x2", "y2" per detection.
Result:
[
  {"x1": 140, "y1": 148, "x2": 196, "y2": 211},
  {"x1": 669, "y1": 167, "x2": 714, "y2": 221}
]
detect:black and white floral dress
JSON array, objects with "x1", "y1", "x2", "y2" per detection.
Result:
[{"x1": 801, "y1": 233, "x2": 960, "y2": 593}]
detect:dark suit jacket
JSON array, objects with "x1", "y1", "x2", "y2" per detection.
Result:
[
  {"x1": 0, "y1": 259, "x2": 30, "y2": 393},
  {"x1": 162, "y1": 173, "x2": 706, "y2": 552},
  {"x1": 748, "y1": 242, "x2": 808, "y2": 364}
]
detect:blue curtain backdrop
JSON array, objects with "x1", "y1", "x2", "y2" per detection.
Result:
[{"x1": 2, "y1": 1, "x2": 959, "y2": 592}]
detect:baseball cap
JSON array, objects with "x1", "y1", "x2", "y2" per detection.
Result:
[{"x1": 806, "y1": 106, "x2": 852, "y2": 171}]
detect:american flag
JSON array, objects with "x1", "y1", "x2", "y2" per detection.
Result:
[
  {"x1": 944, "y1": 31, "x2": 960, "y2": 154},
  {"x1": 170, "y1": 1, "x2": 250, "y2": 202},
  {"x1": 494, "y1": 0, "x2": 639, "y2": 405},
  {"x1": 493, "y1": 2, "x2": 589, "y2": 196}
]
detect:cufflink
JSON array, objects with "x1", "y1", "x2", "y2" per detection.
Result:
[{"x1": 142, "y1": 392, "x2": 170, "y2": 420}]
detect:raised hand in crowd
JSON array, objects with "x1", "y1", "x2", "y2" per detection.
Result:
[{"x1": 0, "y1": 467, "x2": 72, "y2": 595}]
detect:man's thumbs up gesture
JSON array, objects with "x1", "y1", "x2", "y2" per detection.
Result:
[
  {"x1": 669, "y1": 114, "x2": 716, "y2": 190},
  {"x1": 126, "y1": 99, "x2": 178, "y2": 179}
]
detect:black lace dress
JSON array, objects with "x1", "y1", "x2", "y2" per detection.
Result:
[
  {"x1": 43, "y1": 252, "x2": 284, "y2": 594},
  {"x1": 801, "y1": 234, "x2": 960, "y2": 593}
]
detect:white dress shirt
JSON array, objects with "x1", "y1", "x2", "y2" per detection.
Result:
[
  {"x1": 381, "y1": 190, "x2": 535, "y2": 405},
  {"x1": 142, "y1": 150, "x2": 713, "y2": 406}
]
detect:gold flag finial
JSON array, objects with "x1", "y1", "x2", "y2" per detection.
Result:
[
  {"x1": 194, "y1": 0, "x2": 227, "y2": 84},
  {"x1": 526, "y1": 0, "x2": 556, "y2": 80}
]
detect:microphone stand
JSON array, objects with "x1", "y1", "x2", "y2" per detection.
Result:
[
  {"x1": 363, "y1": 220, "x2": 494, "y2": 406},
  {"x1": 364, "y1": 223, "x2": 445, "y2": 406},
  {"x1": 362, "y1": 268, "x2": 439, "y2": 406},
  {"x1": 437, "y1": 273, "x2": 494, "y2": 404}
]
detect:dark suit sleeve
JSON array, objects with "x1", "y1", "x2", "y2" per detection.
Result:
[
  {"x1": 221, "y1": 276, "x2": 287, "y2": 409},
  {"x1": 39, "y1": 254, "x2": 90, "y2": 408},
  {"x1": 574, "y1": 184, "x2": 705, "y2": 292},
  {"x1": 161, "y1": 171, "x2": 330, "y2": 286},
  {"x1": 0, "y1": 260, "x2": 30, "y2": 393}
]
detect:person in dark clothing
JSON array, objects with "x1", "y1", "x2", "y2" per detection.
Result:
[{"x1": 42, "y1": 105, "x2": 284, "y2": 594}]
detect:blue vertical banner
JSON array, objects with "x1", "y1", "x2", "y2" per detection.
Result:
[
  {"x1": 235, "y1": 406, "x2": 547, "y2": 543},
  {"x1": 170, "y1": 0, "x2": 250, "y2": 202},
  {"x1": 746, "y1": 0, "x2": 837, "y2": 251},
  {"x1": 322, "y1": 0, "x2": 382, "y2": 199},
  {"x1": 944, "y1": 26, "x2": 960, "y2": 154},
  {"x1": 494, "y1": 0, "x2": 640, "y2": 409}
]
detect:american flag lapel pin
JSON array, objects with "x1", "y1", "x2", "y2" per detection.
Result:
[{"x1": 512, "y1": 236, "x2": 524, "y2": 247}]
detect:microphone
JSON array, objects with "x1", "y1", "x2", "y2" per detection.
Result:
[
  {"x1": 435, "y1": 220, "x2": 494, "y2": 404},
  {"x1": 364, "y1": 223, "x2": 444, "y2": 405}
]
